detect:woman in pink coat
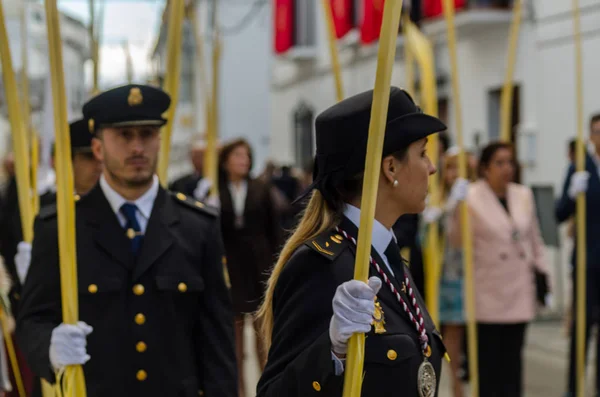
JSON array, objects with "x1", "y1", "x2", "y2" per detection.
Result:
[{"x1": 449, "y1": 141, "x2": 549, "y2": 397}]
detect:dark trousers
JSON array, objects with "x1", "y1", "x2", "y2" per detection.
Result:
[
  {"x1": 567, "y1": 267, "x2": 600, "y2": 395},
  {"x1": 477, "y1": 322, "x2": 528, "y2": 397}
]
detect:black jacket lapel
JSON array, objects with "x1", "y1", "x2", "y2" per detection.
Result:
[
  {"x1": 133, "y1": 188, "x2": 177, "y2": 280},
  {"x1": 81, "y1": 185, "x2": 133, "y2": 270}
]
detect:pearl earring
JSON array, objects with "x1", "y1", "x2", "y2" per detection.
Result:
[{"x1": 393, "y1": 180, "x2": 399, "y2": 187}]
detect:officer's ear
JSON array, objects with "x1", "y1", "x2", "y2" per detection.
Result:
[
  {"x1": 380, "y1": 155, "x2": 397, "y2": 185},
  {"x1": 91, "y1": 133, "x2": 104, "y2": 162}
]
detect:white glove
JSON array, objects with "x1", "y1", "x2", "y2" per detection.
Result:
[
  {"x1": 49, "y1": 322, "x2": 93, "y2": 371},
  {"x1": 14, "y1": 242, "x2": 32, "y2": 285},
  {"x1": 329, "y1": 277, "x2": 382, "y2": 355},
  {"x1": 193, "y1": 178, "x2": 213, "y2": 202},
  {"x1": 422, "y1": 206, "x2": 443, "y2": 225},
  {"x1": 568, "y1": 171, "x2": 589, "y2": 199},
  {"x1": 445, "y1": 178, "x2": 469, "y2": 212}
]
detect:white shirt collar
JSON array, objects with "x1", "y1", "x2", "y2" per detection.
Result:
[
  {"x1": 99, "y1": 174, "x2": 159, "y2": 221},
  {"x1": 342, "y1": 203, "x2": 397, "y2": 260}
]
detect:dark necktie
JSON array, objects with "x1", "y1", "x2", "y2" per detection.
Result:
[
  {"x1": 120, "y1": 203, "x2": 143, "y2": 255},
  {"x1": 384, "y1": 240, "x2": 406, "y2": 282}
]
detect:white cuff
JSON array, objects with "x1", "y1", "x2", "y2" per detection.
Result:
[{"x1": 331, "y1": 351, "x2": 345, "y2": 376}]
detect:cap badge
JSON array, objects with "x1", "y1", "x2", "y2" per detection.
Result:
[
  {"x1": 88, "y1": 118, "x2": 95, "y2": 133},
  {"x1": 128, "y1": 87, "x2": 143, "y2": 107}
]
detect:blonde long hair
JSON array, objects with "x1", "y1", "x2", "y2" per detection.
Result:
[{"x1": 257, "y1": 190, "x2": 340, "y2": 348}]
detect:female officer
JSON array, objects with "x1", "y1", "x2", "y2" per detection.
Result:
[{"x1": 256, "y1": 87, "x2": 447, "y2": 397}]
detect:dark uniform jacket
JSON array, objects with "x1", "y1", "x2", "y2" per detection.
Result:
[
  {"x1": 169, "y1": 173, "x2": 202, "y2": 197},
  {"x1": 0, "y1": 177, "x2": 55, "y2": 315},
  {"x1": 17, "y1": 184, "x2": 237, "y2": 397},
  {"x1": 556, "y1": 154, "x2": 600, "y2": 269},
  {"x1": 257, "y1": 217, "x2": 445, "y2": 397},
  {"x1": 219, "y1": 178, "x2": 282, "y2": 314}
]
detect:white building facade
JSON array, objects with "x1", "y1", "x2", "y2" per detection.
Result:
[
  {"x1": 0, "y1": 1, "x2": 90, "y2": 164},
  {"x1": 267, "y1": 0, "x2": 600, "y2": 313}
]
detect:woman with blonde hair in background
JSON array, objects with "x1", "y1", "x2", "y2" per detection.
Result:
[{"x1": 424, "y1": 146, "x2": 477, "y2": 397}]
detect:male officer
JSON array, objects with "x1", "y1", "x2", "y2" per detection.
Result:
[
  {"x1": 17, "y1": 84, "x2": 237, "y2": 397},
  {"x1": 169, "y1": 137, "x2": 205, "y2": 197},
  {"x1": 557, "y1": 113, "x2": 600, "y2": 397},
  {"x1": 14, "y1": 119, "x2": 103, "y2": 288}
]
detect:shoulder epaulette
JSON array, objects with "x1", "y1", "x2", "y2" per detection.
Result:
[
  {"x1": 170, "y1": 191, "x2": 218, "y2": 217},
  {"x1": 304, "y1": 229, "x2": 350, "y2": 261},
  {"x1": 37, "y1": 193, "x2": 81, "y2": 220}
]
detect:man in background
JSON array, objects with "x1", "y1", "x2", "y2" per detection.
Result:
[
  {"x1": 556, "y1": 113, "x2": 600, "y2": 397},
  {"x1": 169, "y1": 137, "x2": 205, "y2": 197}
]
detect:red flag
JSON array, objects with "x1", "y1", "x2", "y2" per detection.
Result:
[
  {"x1": 274, "y1": 0, "x2": 294, "y2": 54},
  {"x1": 360, "y1": 0, "x2": 385, "y2": 44},
  {"x1": 330, "y1": 0, "x2": 353, "y2": 39},
  {"x1": 424, "y1": 0, "x2": 467, "y2": 19}
]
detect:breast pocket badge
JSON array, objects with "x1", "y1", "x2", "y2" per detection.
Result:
[{"x1": 372, "y1": 298, "x2": 386, "y2": 334}]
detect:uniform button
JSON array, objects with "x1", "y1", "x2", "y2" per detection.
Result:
[
  {"x1": 135, "y1": 313, "x2": 146, "y2": 325},
  {"x1": 88, "y1": 284, "x2": 98, "y2": 294},
  {"x1": 136, "y1": 370, "x2": 147, "y2": 381},
  {"x1": 199, "y1": 391, "x2": 204, "y2": 396},
  {"x1": 387, "y1": 349, "x2": 397, "y2": 361},
  {"x1": 136, "y1": 341, "x2": 147, "y2": 353},
  {"x1": 178, "y1": 282, "x2": 187, "y2": 293},
  {"x1": 133, "y1": 284, "x2": 145, "y2": 296},
  {"x1": 312, "y1": 381, "x2": 321, "y2": 391}
]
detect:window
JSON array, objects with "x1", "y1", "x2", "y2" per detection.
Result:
[
  {"x1": 293, "y1": 1, "x2": 317, "y2": 47},
  {"x1": 487, "y1": 85, "x2": 521, "y2": 182},
  {"x1": 353, "y1": 0, "x2": 362, "y2": 27},
  {"x1": 179, "y1": 22, "x2": 194, "y2": 103},
  {"x1": 293, "y1": 101, "x2": 315, "y2": 168}
]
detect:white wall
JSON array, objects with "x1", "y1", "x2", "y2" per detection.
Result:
[{"x1": 191, "y1": 1, "x2": 272, "y2": 176}]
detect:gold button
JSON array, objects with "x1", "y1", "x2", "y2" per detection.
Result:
[
  {"x1": 176, "y1": 192, "x2": 187, "y2": 201},
  {"x1": 195, "y1": 201, "x2": 204, "y2": 208},
  {"x1": 387, "y1": 349, "x2": 397, "y2": 361},
  {"x1": 135, "y1": 313, "x2": 146, "y2": 325},
  {"x1": 136, "y1": 370, "x2": 147, "y2": 381},
  {"x1": 74, "y1": 194, "x2": 81, "y2": 202},
  {"x1": 312, "y1": 381, "x2": 321, "y2": 391},
  {"x1": 88, "y1": 284, "x2": 98, "y2": 294},
  {"x1": 133, "y1": 284, "x2": 145, "y2": 296},
  {"x1": 136, "y1": 341, "x2": 147, "y2": 353},
  {"x1": 178, "y1": 282, "x2": 187, "y2": 293}
]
